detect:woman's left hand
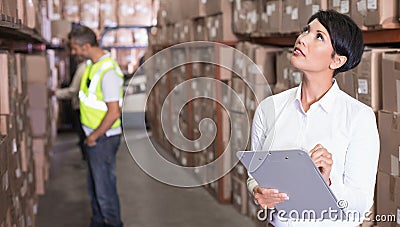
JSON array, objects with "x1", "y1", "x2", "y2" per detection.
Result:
[{"x1": 309, "y1": 144, "x2": 333, "y2": 185}]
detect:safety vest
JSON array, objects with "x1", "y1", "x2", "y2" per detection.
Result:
[{"x1": 79, "y1": 55, "x2": 124, "y2": 130}]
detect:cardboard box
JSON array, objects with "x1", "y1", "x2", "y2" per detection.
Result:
[
  {"x1": 299, "y1": 0, "x2": 328, "y2": 28},
  {"x1": 246, "y1": 83, "x2": 272, "y2": 117},
  {"x1": 335, "y1": 71, "x2": 357, "y2": 98},
  {"x1": 16, "y1": 0, "x2": 25, "y2": 22},
  {"x1": 232, "y1": 162, "x2": 248, "y2": 181},
  {"x1": 253, "y1": 46, "x2": 281, "y2": 85},
  {"x1": 2, "y1": 0, "x2": 18, "y2": 19},
  {"x1": 0, "y1": 115, "x2": 9, "y2": 136},
  {"x1": 173, "y1": 20, "x2": 194, "y2": 43},
  {"x1": 232, "y1": 176, "x2": 248, "y2": 215},
  {"x1": 184, "y1": 0, "x2": 206, "y2": 19},
  {"x1": 382, "y1": 51, "x2": 400, "y2": 113},
  {"x1": 99, "y1": 0, "x2": 117, "y2": 28},
  {"x1": 206, "y1": 13, "x2": 238, "y2": 42},
  {"x1": 0, "y1": 53, "x2": 10, "y2": 115},
  {"x1": 230, "y1": 77, "x2": 248, "y2": 113},
  {"x1": 101, "y1": 30, "x2": 117, "y2": 47},
  {"x1": 257, "y1": 0, "x2": 282, "y2": 35},
  {"x1": 15, "y1": 54, "x2": 27, "y2": 96},
  {"x1": 275, "y1": 49, "x2": 302, "y2": 94},
  {"x1": 25, "y1": 55, "x2": 49, "y2": 84},
  {"x1": 350, "y1": 0, "x2": 366, "y2": 29},
  {"x1": 157, "y1": 0, "x2": 182, "y2": 25},
  {"x1": 233, "y1": 0, "x2": 258, "y2": 35},
  {"x1": 51, "y1": 20, "x2": 72, "y2": 40},
  {"x1": 27, "y1": 109, "x2": 48, "y2": 137},
  {"x1": 376, "y1": 171, "x2": 400, "y2": 227},
  {"x1": 32, "y1": 138, "x2": 47, "y2": 195},
  {"x1": 363, "y1": 0, "x2": 399, "y2": 28},
  {"x1": 217, "y1": 46, "x2": 234, "y2": 80},
  {"x1": 281, "y1": 0, "x2": 300, "y2": 34},
  {"x1": 204, "y1": 0, "x2": 232, "y2": 16},
  {"x1": 0, "y1": 136, "x2": 10, "y2": 175},
  {"x1": 62, "y1": 0, "x2": 80, "y2": 23},
  {"x1": 193, "y1": 17, "x2": 207, "y2": 41},
  {"x1": 232, "y1": 42, "x2": 247, "y2": 81},
  {"x1": 80, "y1": 0, "x2": 100, "y2": 30},
  {"x1": 378, "y1": 111, "x2": 400, "y2": 177},
  {"x1": 27, "y1": 83, "x2": 48, "y2": 109},
  {"x1": 328, "y1": 0, "x2": 350, "y2": 16},
  {"x1": 116, "y1": 28, "x2": 134, "y2": 46},
  {"x1": 352, "y1": 48, "x2": 392, "y2": 112},
  {"x1": 118, "y1": 0, "x2": 153, "y2": 26},
  {"x1": 230, "y1": 111, "x2": 251, "y2": 151}
]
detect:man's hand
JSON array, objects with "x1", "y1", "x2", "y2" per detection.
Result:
[
  {"x1": 309, "y1": 144, "x2": 333, "y2": 185},
  {"x1": 48, "y1": 89, "x2": 55, "y2": 97},
  {"x1": 85, "y1": 133, "x2": 98, "y2": 147},
  {"x1": 253, "y1": 186, "x2": 289, "y2": 209}
]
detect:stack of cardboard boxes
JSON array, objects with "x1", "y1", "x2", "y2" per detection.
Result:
[
  {"x1": 147, "y1": 0, "x2": 400, "y2": 226},
  {"x1": 376, "y1": 51, "x2": 400, "y2": 227},
  {"x1": 0, "y1": 51, "x2": 57, "y2": 226},
  {"x1": 1, "y1": 0, "x2": 51, "y2": 41},
  {"x1": 61, "y1": 0, "x2": 155, "y2": 36},
  {"x1": 154, "y1": 0, "x2": 238, "y2": 46}
]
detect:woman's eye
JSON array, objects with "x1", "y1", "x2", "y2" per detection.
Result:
[
  {"x1": 302, "y1": 26, "x2": 309, "y2": 33},
  {"x1": 316, "y1": 33, "x2": 324, "y2": 41}
]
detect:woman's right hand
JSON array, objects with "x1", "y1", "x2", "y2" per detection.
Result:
[{"x1": 253, "y1": 186, "x2": 289, "y2": 209}]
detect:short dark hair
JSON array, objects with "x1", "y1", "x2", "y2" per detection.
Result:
[
  {"x1": 68, "y1": 25, "x2": 99, "y2": 47},
  {"x1": 308, "y1": 10, "x2": 364, "y2": 76}
]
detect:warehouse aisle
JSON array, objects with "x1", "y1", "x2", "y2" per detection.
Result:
[{"x1": 36, "y1": 130, "x2": 257, "y2": 227}]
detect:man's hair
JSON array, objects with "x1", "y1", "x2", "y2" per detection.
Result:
[
  {"x1": 308, "y1": 10, "x2": 364, "y2": 76},
  {"x1": 68, "y1": 25, "x2": 99, "y2": 47}
]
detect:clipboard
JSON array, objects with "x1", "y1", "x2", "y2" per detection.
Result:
[{"x1": 236, "y1": 150, "x2": 346, "y2": 220}]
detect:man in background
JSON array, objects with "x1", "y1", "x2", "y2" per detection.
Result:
[
  {"x1": 68, "y1": 25, "x2": 124, "y2": 227},
  {"x1": 52, "y1": 56, "x2": 86, "y2": 160}
]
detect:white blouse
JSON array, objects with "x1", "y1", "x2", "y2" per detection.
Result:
[{"x1": 247, "y1": 81, "x2": 380, "y2": 227}]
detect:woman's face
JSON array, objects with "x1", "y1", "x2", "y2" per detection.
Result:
[{"x1": 290, "y1": 19, "x2": 336, "y2": 75}]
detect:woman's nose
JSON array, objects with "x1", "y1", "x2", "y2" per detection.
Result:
[{"x1": 297, "y1": 33, "x2": 308, "y2": 46}]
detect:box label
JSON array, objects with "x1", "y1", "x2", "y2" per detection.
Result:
[
  {"x1": 333, "y1": 0, "x2": 341, "y2": 7},
  {"x1": 358, "y1": 79, "x2": 368, "y2": 94},
  {"x1": 286, "y1": 6, "x2": 292, "y2": 15},
  {"x1": 293, "y1": 72, "x2": 302, "y2": 85},
  {"x1": 340, "y1": 0, "x2": 350, "y2": 14},
  {"x1": 306, "y1": 0, "x2": 313, "y2": 6},
  {"x1": 235, "y1": 0, "x2": 241, "y2": 10},
  {"x1": 367, "y1": 0, "x2": 377, "y2": 10},
  {"x1": 357, "y1": 0, "x2": 367, "y2": 14},
  {"x1": 312, "y1": 5, "x2": 320, "y2": 15},
  {"x1": 291, "y1": 8, "x2": 298, "y2": 20},
  {"x1": 391, "y1": 154, "x2": 399, "y2": 176}
]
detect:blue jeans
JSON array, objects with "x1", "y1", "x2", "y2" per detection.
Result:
[{"x1": 85, "y1": 134, "x2": 123, "y2": 227}]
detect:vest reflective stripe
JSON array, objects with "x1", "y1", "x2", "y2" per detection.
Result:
[
  {"x1": 79, "y1": 56, "x2": 123, "y2": 129},
  {"x1": 79, "y1": 90, "x2": 108, "y2": 111},
  {"x1": 88, "y1": 61, "x2": 113, "y2": 94}
]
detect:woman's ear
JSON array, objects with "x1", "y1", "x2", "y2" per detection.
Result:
[{"x1": 330, "y1": 54, "x2": 347, "y2": 70}]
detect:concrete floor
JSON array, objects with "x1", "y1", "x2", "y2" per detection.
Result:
[{"x1": 36, "y1": 129, "x2": 257, "y2": 227}]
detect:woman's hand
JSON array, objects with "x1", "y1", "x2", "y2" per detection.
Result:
[
  {"x1": 309, "y1": 144, "x2": 333, "y2": 185},
  {"x1": 253, "y1": 186, "x2": 289, "y2": 209}
]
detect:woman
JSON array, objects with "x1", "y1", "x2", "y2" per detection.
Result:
[{"x1": 247, "y1": 10, "x2": 379, "y2": 226}]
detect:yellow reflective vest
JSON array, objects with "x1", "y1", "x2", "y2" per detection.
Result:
[{"x1": 79, "y1": 55, "x2": 124, "y2": 130}]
